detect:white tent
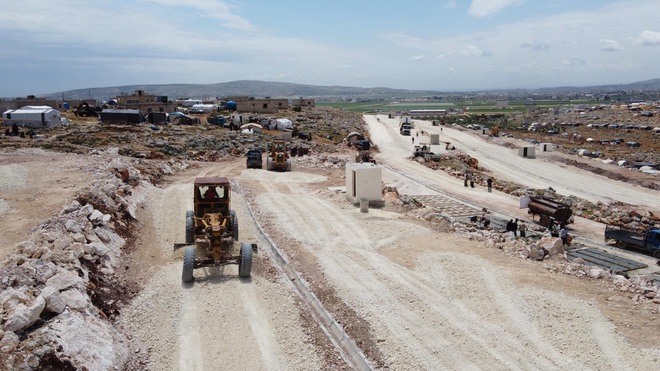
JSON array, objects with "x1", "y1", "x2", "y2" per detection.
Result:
[
  {"x1": 3, "y1": 106, "x2": 62, "y2": 128},
  {"x1": 190, "y1": 104, "x2": 217, "y2": 113},
  {"x1": 346, "y1": 132, "x2": 364, "y2": 142},
  {"x1": 240, "y1": 123, "x2": 262, "y2": 133},
  {"x1": 275, "y1": 118, "x2": 293, "y2": 131}
]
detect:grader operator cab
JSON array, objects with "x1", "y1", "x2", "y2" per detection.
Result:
[
  {"x1": 177, "y1": 177, "x2": 255, "y2": 282},
  {"x1": 267, "y1": 140, "x2": 292, "y2": 171}
]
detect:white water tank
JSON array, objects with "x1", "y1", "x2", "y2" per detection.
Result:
[{"x1": 346, "y1": 163, "x2": 382, "y2": 206}]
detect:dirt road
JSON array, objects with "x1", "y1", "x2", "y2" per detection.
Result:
[
  {"x1": 121, "y1": 116, "x2": 658, "y2": 369},
  {"x1": 365, "y1": 115, "x2": 660, "y2": 212},
  {"x1": 121, "y1": 164, "x2": 327, "y2": 371}
]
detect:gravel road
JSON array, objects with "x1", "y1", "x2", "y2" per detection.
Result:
[{"x1": 121, "y1": 166, "x2": 325, "y2": 371}]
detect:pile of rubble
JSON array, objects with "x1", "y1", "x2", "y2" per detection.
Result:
[
  {"x1": 0, "y1": 150, "x2": 188, "y2": 369},
  {"x1": 3, "y1": 107, "x2": 368, "y2": 165},
  {"x1": 447, "y1": 219, "x2": 660, "y2": 306}
]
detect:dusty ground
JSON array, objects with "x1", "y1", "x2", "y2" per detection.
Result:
[{"x1": 1, "y1": 112, "x2": 659, "y2": 370}]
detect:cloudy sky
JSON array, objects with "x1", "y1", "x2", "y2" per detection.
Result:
[{"x1": 2, "y1": 0, "x2": 660, "y2": 97}]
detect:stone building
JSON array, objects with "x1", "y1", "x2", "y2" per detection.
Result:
[{"x1": 114, "y1": 90, "x2": 175, "y2": 113}]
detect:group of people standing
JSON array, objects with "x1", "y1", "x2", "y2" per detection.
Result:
[
  {"x1": 506, "y1": 218, "x2": 527, "y2": 237},
  {"x1": 464, "y1": 171, "x2": 493, "y2": 192},
  {"x1": 549, "y1": 218, "x2": 571, "y2": 246}
]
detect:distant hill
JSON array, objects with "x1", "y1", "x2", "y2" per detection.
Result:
[
  {"x1": 39, "y1": 78, "x2": 660, "y2": 102},
  {"x1": 45, "y1": 80, "x2": 440, "y2": 103}
]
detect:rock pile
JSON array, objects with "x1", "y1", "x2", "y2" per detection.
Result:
[
  {"x1": 447, "y1": 217, "x2": 660, "y2": 306},
  {"x1": 0, "y1": 150, "x2": 186, "y2": 370}
]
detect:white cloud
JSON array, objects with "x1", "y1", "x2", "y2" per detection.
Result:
[
  {"x1": 461, "y1": 45, "x2": 493, "y2": 57},
  {"x1": 520, "y1": 41, "x2": 549, "y2": 51},
  {"x1": 411, "y1": 55, "x2": 426, "y2": 60},
  {"x1": 443, "y1": 0, "x2": 458, "y2": 10},
  {"x1": 562, "y1": 58, "x2": 587, "y2": 66},
  {"x1": 140, "y1": 0, "x2": 257, "y2": 31},
  {"x1": 634, "y1": 30, "x2": 660, "y2": 46},
  {"x1": 599, "y1": 39, "x2": 622, "y2": 51},
  {"x1": 336, "y1": 65, "x2": 350, "y2": 69},
  {"x1": 468, "y1": 0, "x2": 524, "y2": 18}
]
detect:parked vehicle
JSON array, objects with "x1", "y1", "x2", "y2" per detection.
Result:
[
  {"x1": 400, "y1": 124, "x2": 412, "y2": 136},
  {"x1": 246, "y1": 149, "x2": 263, "y2": 169},
  {"x1": 604, "y1": 226, "x2": 660, "y2": 258}
]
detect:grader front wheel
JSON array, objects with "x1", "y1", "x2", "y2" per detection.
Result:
[
  {"x1": 182, "y1": 247, "x2": 196, "y2": 282},
  {"x1": 185, "y1": 210, "x2": 194, "y2": 244},
  {"x1": 238, "y1": 243, "x2": 253, "y2": 278}
]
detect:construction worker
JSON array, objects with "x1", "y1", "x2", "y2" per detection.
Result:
[{"x1": 204, "y1": 186, "x2": 219, "y2": 200}]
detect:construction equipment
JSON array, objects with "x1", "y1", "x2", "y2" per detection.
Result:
[
  {"x1": 207, "y1": 115, "x2": 226, "y2": 126},
  {"x1": 355, "y1": 150, "x2": 375, "y2": 163},
  {"x1": 413, "y1": 145, "x2": 440, "y2": 161},
  {"x1": 246, "y1": 149, "x2": 263, "y2": 169},
  {"x1": 176, "y1": 177, "x2": 256, "y2": 282},
  {"x1": 74, "y1": 102, "x2": 101, "y2": 117},
  {"x1": 527, "y1": 197, "x2": 572, "y2": 227},
  {"x1": 267, "y1": 140, "x2": 292, "y2": 171},
  {"x1": 170, "y1": 114, "x2": 200, "y2": 125}
]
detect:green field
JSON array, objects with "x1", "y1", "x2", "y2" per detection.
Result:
[
  {"x1": 318, "y1": 99, "x2": 603, "y2": 114},
  {"x1": 317, "y1": 102, "x2": 456, "y2": 112}
]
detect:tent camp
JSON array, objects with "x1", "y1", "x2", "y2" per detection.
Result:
[
  {"x1": 240, "y1": 123, "x2": 262, "y2": 133},
  {"x1": 267, "y1": 118, "x2": 293, "y2": 131},
  {"x1": 190, "y1": 104, "x2": 217, "y2": 114},
  {"x1": 3, "y1": 106, "x2": 62, "y2": 128},
  {"x1": 100, "y1": 109, "x2": 145, "y2": 124}
]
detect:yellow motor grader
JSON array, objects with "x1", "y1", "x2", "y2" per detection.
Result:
[{"x1": 176, "y1": 176, "x2": 255, "y2": 282}]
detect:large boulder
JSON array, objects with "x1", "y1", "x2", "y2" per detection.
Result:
[
  {"x1": 3, "y1": 295, "x2": 45, "y2": 332},
  {"x1": 64, "y1": 219, "x2": 82, "y2": 234},
  {"x1": 0, "y1": 331, "x2": 20, "y2": 353},
  {"x1": 45, "y1": 310, "x2": 129, "y2": 370},
  {"x1": 46, "y1": 270, "x2": 84, "y2": 292},
  {"x1": 15, "y1": 241, "x2": 37, "y2": 256},
  {"x1": 529, "y1": 245, "x2": 546, "y2": 261},
  {"x1": 539, "y1": 236, "x2": 564, "y2": 256},
  {"x1": 41, "y1": 287, "x2": 66, "y2": 314},
  {"x1": 88, "y1": 210, "x2": 104, "y2": 226}
]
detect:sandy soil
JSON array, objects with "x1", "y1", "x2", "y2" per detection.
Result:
[
  {"x1": 2, "y1": 114, "x2": 660, "y2": 370},
  {"x1": 0, "y1": 149, "x2": 96, "y2": 261}
]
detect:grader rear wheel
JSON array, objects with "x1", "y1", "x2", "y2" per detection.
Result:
[
  {"x1": 238, "y1": 243, "x2": 253, "y2": 278},
  {"x1": 182, "y1": 247, "x2": 196, "y2": 282}
]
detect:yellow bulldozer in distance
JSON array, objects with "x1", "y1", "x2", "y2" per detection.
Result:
[{"x1": 266, "y1": 140, "x2": 292, "y2": 171}]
